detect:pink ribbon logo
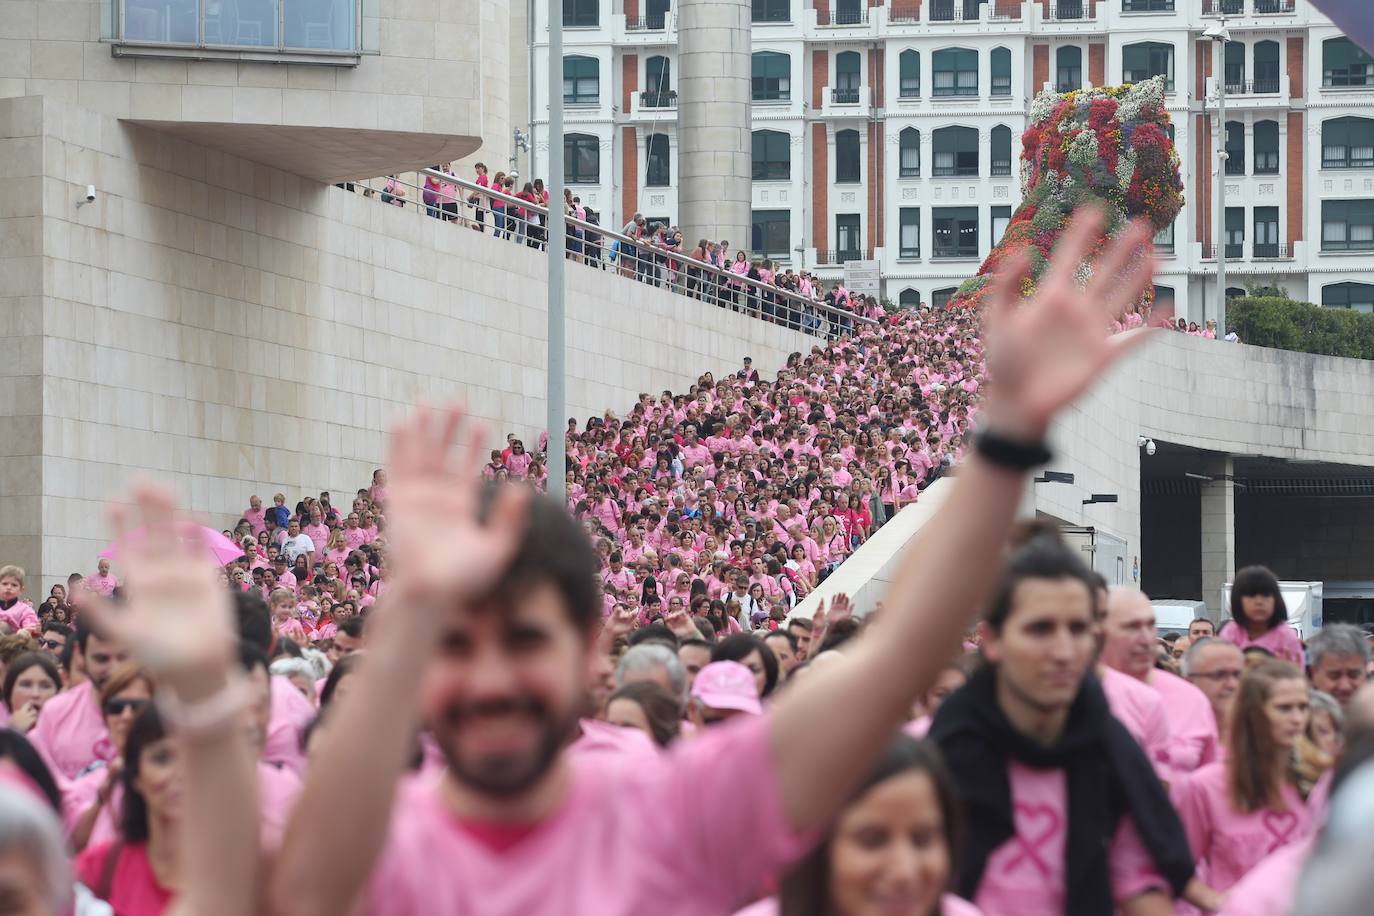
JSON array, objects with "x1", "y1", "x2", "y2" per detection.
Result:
[
  {"x1": 1262, "y1": 810, "x2": 1299, "y2": 852},
  {"x1": 1003, "y1": 803, "x2": 1063, "y2": 878}
]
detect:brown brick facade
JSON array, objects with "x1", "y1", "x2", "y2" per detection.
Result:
[
  {"x1": 812, "y1": 49, "x2": 828, "y2": 108},
  {"x1": 1195, "y1": 41, "x2": 1210, "y2": 101},
  {"x1": 624, "y1": 0, "x2": 638, "y2": 19},
  {"x1": 812, "y1": 124, "x2": 829, "y2": 254},
  {"x1": 1287, "y1": 112, "x2": 1304, "y2": 244},
  {"x1": 1195, "y1": 114, "x2": 1211, "y2": 250},
  {"x1": 815, "y1": 0, "x2": 830, "y2": 26},
  {"x1": 622, "y1": 54, "x2": 638, "y2": 113},
  {"x1": 1287, "y1": 37, "x2": 1304, "y2": 98},
  {"x1": 891, "y1": 0, "x2": 921, "y2": 18},
  {"x1": 1032, "y1": 45, "x2": 1048, "y2": 93},
  {"x1": 994, "y1": 0, "x2": 1020, "y2": 17},
  {"x1": 621, "y1": 126, "x2": 638, "y2": 224},
  {"x1": 1088, "y1": 43, "x2": 1104, "y2": 88}
]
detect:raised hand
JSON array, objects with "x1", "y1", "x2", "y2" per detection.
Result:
[
  {"x1": 829, "y1": 592, "x2": 853, "y2": 625},
  {"x1": 604, "y1": 604, "x2": 639, "y2": 642},
  {"x1": 663, "y1": 607, "x2": 696, "y2": 641},
  {"x1": 384, "y1": 404, "x2": 530, "y2": 607},
  {"x1": 981, "y1": 207, "x2": 1159, "y2": 441},
  {"x1": 93, "y1": 482, "x2": 238, "y2": 696}
]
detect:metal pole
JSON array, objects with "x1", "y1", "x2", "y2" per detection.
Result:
[
  {"x1": 545, "y1": 0, "x2": 566, "y2": 503},
  {"x1": 1215, "y1": 25, "x2": 1228, "y2": 336}
]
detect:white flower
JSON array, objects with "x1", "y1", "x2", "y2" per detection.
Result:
[
  {"x1": 1029, "y1": 88, "x2": 1061, "y2": 125},
  {"x1": 1067, "y1": 129, "x2": 1100, "y2": 166}
]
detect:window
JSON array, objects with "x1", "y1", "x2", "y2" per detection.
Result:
[
  {"x1": 751, "y1": 210, "x2": 791, "y2": 259},
  {"x1": 752, "y1": 130, "x2": 791, "y2": 180},
  {"x1": 1253, "y1": 120, "x2": 1279, "y2": 174},
  {"x1": 563, "y1": 56, "x2": 599, "y2": 105},
  {"x1": 645, "y1": 134, "x2": 670, "y2": 187},
  {"x1": 753, "y1": 0, "x2": 789, "y2": 21},
  {"x1": 991, "y1": 47, "x2": 1012, "y2": 97},
  {"x1": 1224, "y1": 207, "x2": 1244, "y2": 259},
  {"x1": 1322, "y1": 117, "x2": 1374, "y2": 168},
  {"x1": 1122, "y1": 0, "x2": 1173, "y2": 9},
  {"x1": 899, "y1": 208, "x2": 920, "y2": 258},
  {"x1": 1224, "y1": 41, "x2": 1245, "y2": 93},
  {"x1": 1253, "y1": 207, "x2": 1279, "y2": 257},
  {"x1": 752, "y1": 52, "x2": 791, "y2": 101},
  {"x1": 564, "y1": 134, "x2": 600, "y2": 184},
  {"x1": 1322, "y1": 200, "x2": 1374, "y2": 250},
  {"x1": 836, "y1": 215, "x2": 862, "y2": 261},
  {"x1": 931, "y1": 287, "x2": 959, "y2": 308},
  {"x1": 1323, "y1": 282, "x2": 1374, "y2": 313},
  {"x1": 899, "y1": 128, "x2": 921, "y2": 177},
  {"x1": 1056, "y1": 47, "x2": 1082, "y2": 92},
  {"x1": 834, "y1": 51, "x2": 861, "y2": 103},
  {"x1": 1254, "y1": 40, "x2": 1280, "y2": 93},
  {"x1": 1324, "y1": 37, "x2": 1374, "y2": 87},
  {"x1": 931, "y1": 0, "x2": 979, "y2": 20},
  {"x1": 834, "y1": 0, "x2": 863, "y2": 24},
  {"x1": 119, "y1": 0, "x2": 360, "y2": 51},
  {"x1": 899, "y1": 289, "x2": 921, "y2": 308},
  {"x1": 991, "y1": 206, "x2": 1011, "y2": 245},
  {"x1": 644, "y1": 0, "x2": 669, "y2": 27},
  {"x1": 1154, "y1": 221, "x2": 1175, "y2": 252},
  {"x1": 933, "y1": 126, "x2": 979, "y2": 177},
  {"x1": 835, "y1": 129, "x2": 861, "y2": 183},
  {"x1": 563, "y1": 0, "x2": 598, "y2": 27},
  {"x1": 1123, "y1": 42, "x2": 1174, "y2": 91},
  {"x1": 933, "y1": 207, "x2": 978, "y2": 258},
  {"x1": 1224, "y1": 122, "x2": 1245, "y2": 176},
  {"x1": 1152, "y1": 285, "x2": 1175, "y2": 306},
  {"x1": 899, "y1": 50, "x2": 920, "y2": 98},
  {"x1": 933, "y1": 48, "x2": 978, "y2": 97},
  {"x1": 991, "y1": 126, "x2": 1012, "y2": 175},
  {"x1": 645, "y1": 56, "x2": 671, "y2": 104},
  {"x1": 1226, "y1": 286, "x2": 1247, "y2": 299}
]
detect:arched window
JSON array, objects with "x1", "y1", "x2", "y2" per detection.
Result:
[
  {"x1": 899, "y1": 127, "x2": 920, "y2": 177},
  {"x1": 1322, "y1": 116, "x2": 1374, "y2": 169},
  {"x1": 564, "y1": 134, "x2": 600, "y2": 184},
  {"x1": 1254, "y1": 40, "x2": 1280, "y2": 93},
  {"x1": 1223, "y1": 41, "x2": 1246, "y2": 93},
  {"x1": 1253, "y1": 120, "x2": 1279, "y2": 174},
  {"x1": 645, "y1": 134, "x2": 670, "y2": 187},
  {"x1": 933, "y1": 48, "x2": 978, "y2": 97},
  {"x1": 834, "y1": 51, "x2": 861, "y2": 103},
  {"x1": 835, "y1": 129, "x2": 861, "y2": 183},
  {"x1": 931, "y1": 286, "x2": 959, "y2": 308},
  {"x1": 563, "y1": 56, "x2": 599, "y2": 104},
  {"x1": 899, "y1": 49, "x2": 920, "y2": 98},
  {"x1": 991, "y1": 125, "x2": 1012, "y2": 175},
  {"x1": 752, "y1": 51, "x2": 791, "y2": 101},
  {"x1": 1323, "y1": 37, "x2": 1374, "y2": 87},
  {"x1": 1225, "y1": 287, "x2": 1247, "y2": 300},
  {"x1": 1123, "y1": 41, "x2": 1174, "y2": 91},
  {"x1": 991, "y1": 47, "x2": 1012, "y2": 96},
  {"x1": 933, "y1": 126, "x2": 978, "y2": 177},
  {"x1": 1224, "y1": 121, "x2": 1244, "y2": 176},
  {"x1": 752, "y1": 130, "x2": 791, "y2": 180},
  {"x1": 1323, "y1": 282, "x2": 1374, "y2": 313},
  {"x1": 644, "y1": 56, "x2": 671, "y2": 108},
  {"x1": 1056, "y1": 46, "x2": 1082, "y2": 92},
  {"x1": 563, "y1": 0, "x2": 598, "y2": 28},
  {"x1": 899, "y1": 288, "x2": 921, "y2": 308}
]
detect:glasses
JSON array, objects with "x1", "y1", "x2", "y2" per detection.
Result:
[
  {"x1": 103, "y1": 697, "x2": 150, "y2": 717},
  {"x1": 38, "y1": 638, "x2": 63, "y2": 650},
  {"x1": 1190, "y1": 669, "x2": 1244, "y2": 683}
]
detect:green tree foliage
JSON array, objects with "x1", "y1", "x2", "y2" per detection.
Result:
[{"x1": 1228, "y1": 297, "x2": 1374, "y2": 360}]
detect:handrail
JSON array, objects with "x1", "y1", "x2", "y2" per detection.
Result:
[{"x1": 371, "y1": 168, "x2": 878, "y2": 336}]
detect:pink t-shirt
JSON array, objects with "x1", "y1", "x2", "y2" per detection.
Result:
[
  {"x1": 62, "y1": 766, "x2": 122, "y2": 848},
  {"x1": 263, "y1": 675, "x2": 315, "y2": 775},
  {"x1": 259, "y1": 760, "x2": 303, "y2": 849},
  {"x1": 1171, "y1": 762, "x2": 1319, "y2": 892},
  {"x1": 363, "y1": 715, "x2": 808, "y2": 915},
  {"x1": 244, "y1": 506, "x2": 267, "y2": 536},
  {"x1": 75, "y1": 841, "x2": 173, "y2": 915},
  {"x1": 973, "y1": 763, "x2": 1167, "y2": 915},
  {"x1": 734, "y1": 893, "x2": 983, "y2": 916},
  {"x1": 1099, "y1": 667, "x2": 1170, "y2": 766},
  {"x1": 87, "y1": 573, "x2": 119, "y2": 597},
  {"x1": 1215, "y1": 833, "x2": 1313, "y2": 916},
  {"x1": 1217, "y1": 621, "x2": 1304, "y2": 666},
  {"x1": 0, "y1": 600, "x2": 38, "y2": 633},
  {"x1": 1148, "y1": 669, "x2": 1220, "y2": 776},
  {"x1": 28, "y1": 680, "x2": 113, "y2": 782}
]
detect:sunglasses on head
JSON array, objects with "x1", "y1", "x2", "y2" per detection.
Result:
[{"x1": 104, "y1": 698, "x2": 150, "y2": 717}]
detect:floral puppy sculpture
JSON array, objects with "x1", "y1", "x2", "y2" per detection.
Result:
[{"x1": 948, "y1": 76, "x2": 1185, "y2": 319}]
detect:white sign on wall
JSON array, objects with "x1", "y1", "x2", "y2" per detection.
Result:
[{"x1": 843, "y1": 259, "x2": 881, "y2": 298}]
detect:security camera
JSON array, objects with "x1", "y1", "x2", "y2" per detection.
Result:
[
  {"x1": 1146, "y1": 439, "x2": 1156, "y2": 456},
  {"x1": 1136, "y1": 436, "x2": 1157, "y2": 456},
  {"x1": 85, "y1": 185, "x2": 96, "y2": 202}
]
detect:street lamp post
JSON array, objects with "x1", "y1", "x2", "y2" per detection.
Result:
[
  {"x1": 546, "y1": 0, "x2": 566, "y2": 503},
  {"x1": 1206, "y1": 17, "x2": 1232, "y2": 337}
]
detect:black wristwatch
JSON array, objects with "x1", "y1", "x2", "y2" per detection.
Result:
[{"x1": 974, "y1": 429, "x2": 1053, "y2": 470}]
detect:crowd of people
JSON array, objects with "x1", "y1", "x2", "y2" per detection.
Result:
[{"x1": 0, "y1": 208, "x2": 1361, "y2": 916}]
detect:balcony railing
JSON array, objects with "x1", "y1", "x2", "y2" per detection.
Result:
[
  {"x1": 1202, "y1": 242, "x2": 1215, "y2": 259},
  {"x1": 930, "y1": 0, "x2": 979, "y2": 22},
  {"x1": 639, "y1": 90, "x2": 677, "y2": 109},
  {"x1": 1224, "y1": 78, "x2": 1281, "y2": 95},
  {"x1": 625, "y1": 13, "x2": 667, "y2": 30},
  {"x1": 822, "y1": 5, "x2": 867, "y2": 25},
  {"x1": 1253, "y1": 242, "x2": 1289, "y2": 258},
  {"x1": 1204, "y1": 0, "x2": 1243, "y2": 12},
  {"x1": 1048, "y1": 0, "x2": 1085, "y2": 19},
  {"x1": 831, "y1": 86, "x2": 861, "y2": 104},
  {"x1": 1225, "y1": 242, "x2": 1243, "y2": 259},
  {"x1": 1254, "y1": 0, "x2": 1296, "y2": 12}
]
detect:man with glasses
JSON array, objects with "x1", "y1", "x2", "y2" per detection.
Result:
[
  {"x1": 1181, "y1": 637, "x2": 1244, "y2": 747},
  {"x1": 38, "y1": 621, "x2": 71, "y2": 657},
  {"x1": 27, "y1": 620, "x2": 131, "y2": 779}
]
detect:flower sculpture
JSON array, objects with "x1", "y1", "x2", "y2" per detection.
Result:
[{"x1": 948, "y1": 76, "x2": 1184, "y2": 312}]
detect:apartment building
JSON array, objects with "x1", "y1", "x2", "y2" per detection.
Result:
[{"x1": 527, "y1": 0, "x2": 1374, "y2": 320}]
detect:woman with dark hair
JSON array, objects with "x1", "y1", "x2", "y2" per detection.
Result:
[
  {"x1": 737, "y1": 735, "x2": 980, "y2": 916},
  {"x1": 604, "y1": 681, "x2": 681, "y2": 748},
  {"x1": 712, "y1": 633, "x2": 779, "y2": 698},
  {"x1": 0, "y1": 730, "x2": 63, "y2": 813},
  {"x1": 65, "y1": 665, "x2": 158, "y2": 851},
  {"x1": 2, "y1": 652, "x2": 60, "y2": 735},
  {"x1": 1218, "y1": 566, "x2": 1302, "y2": 664}
]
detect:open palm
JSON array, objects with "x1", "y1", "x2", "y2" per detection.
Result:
[
  {"x1": 384, "y1": 405, "x2": 529, "y2": 606},
  {"x1": 982, "y1": 208, "x2": 1160, "y2": 441}
]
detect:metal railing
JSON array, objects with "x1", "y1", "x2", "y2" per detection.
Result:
[
  {"x1": 1254, "y1": 0, "x2": 1295, "y2": 12},
  {"x1": 625, "y1": 13, "x2": 667, "y2": 30},
  {"x1": 818, "y1": 248, "x2": 870, "y2": 265},
  {"x1": 831, "y1": 86, "x2": 861, "y2": 104},
  {"x1": 349, "y1": 170, "x2": 874, "y2": 339},
  {"x1": 930, "y1": 0, "x2": 979, "y2": 22},
  {"x1": 1203, "y1": 0, "x2": 1242, "y2": 12},
  {"x1": 1047, "y1": 1, "x2": 1085, "y2": 20},
  {"x1": 823, "y1": 5, "x2": 867, "y2": 25},
  {"x1": 639, "y1": 89, "x2": 677, "y2": 108},
  {"x1": 1225, "y1": 78, "x2": 1280, "y2": 95},
  {"x1": 1252, "y1": 242, "x2": 1289, "y2": 258}
]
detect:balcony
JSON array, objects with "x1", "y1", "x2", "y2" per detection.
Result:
[
  {"x1": 1253, "y1": 242, "x2": 1290, "y2": 259},
  {"x1": 1207, "y1": 75, "x2": 1290, "y2": 108},
  {"x1": 625, "y1": 13, "x2": 668, "y2": 31},
  {"x1": 1203, "y1": 0, "x2": 1243, "y2": 13},
  {"x1": 818, "y1": 4, "x2": 868, "y2": 26},
  {"x1": 639, "y1": 90, "x2": 677, "y2": 109},
  {"x1": 1047, "y1": 0, "x2": 1085, "y2": 19},
  {"x1": 1223, "y1": 78, "x2": 1282, "y2": 96},
  {"x1": 1254, "y1": 0, "x2": 1296, "y2": 12},
  {"x1": 832, "y1": 86, "x2": 861, "y2": 104},
  {"x1": 929, "y1": 0, "x2": 980, "y2": 22},
  {"x1": 821, "y1": 85, "x2": 872, "y2": 117}
]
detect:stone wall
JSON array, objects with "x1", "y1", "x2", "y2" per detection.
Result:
[{"x1": 0, "y1": 95, "x2": 818, "y2": 588}]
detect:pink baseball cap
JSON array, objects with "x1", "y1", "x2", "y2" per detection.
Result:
[{"x1": 691, "y1": 661, "x2": 762, "y2": 715}]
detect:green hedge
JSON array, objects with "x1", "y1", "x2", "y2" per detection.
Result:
[{"x1": 1227, "y1": 297, "x2": 1374, "y2": 360}]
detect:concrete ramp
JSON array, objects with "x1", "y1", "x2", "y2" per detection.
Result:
[{"x1": 791, "y1": 476, "x2": 956, "y2": 622}]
